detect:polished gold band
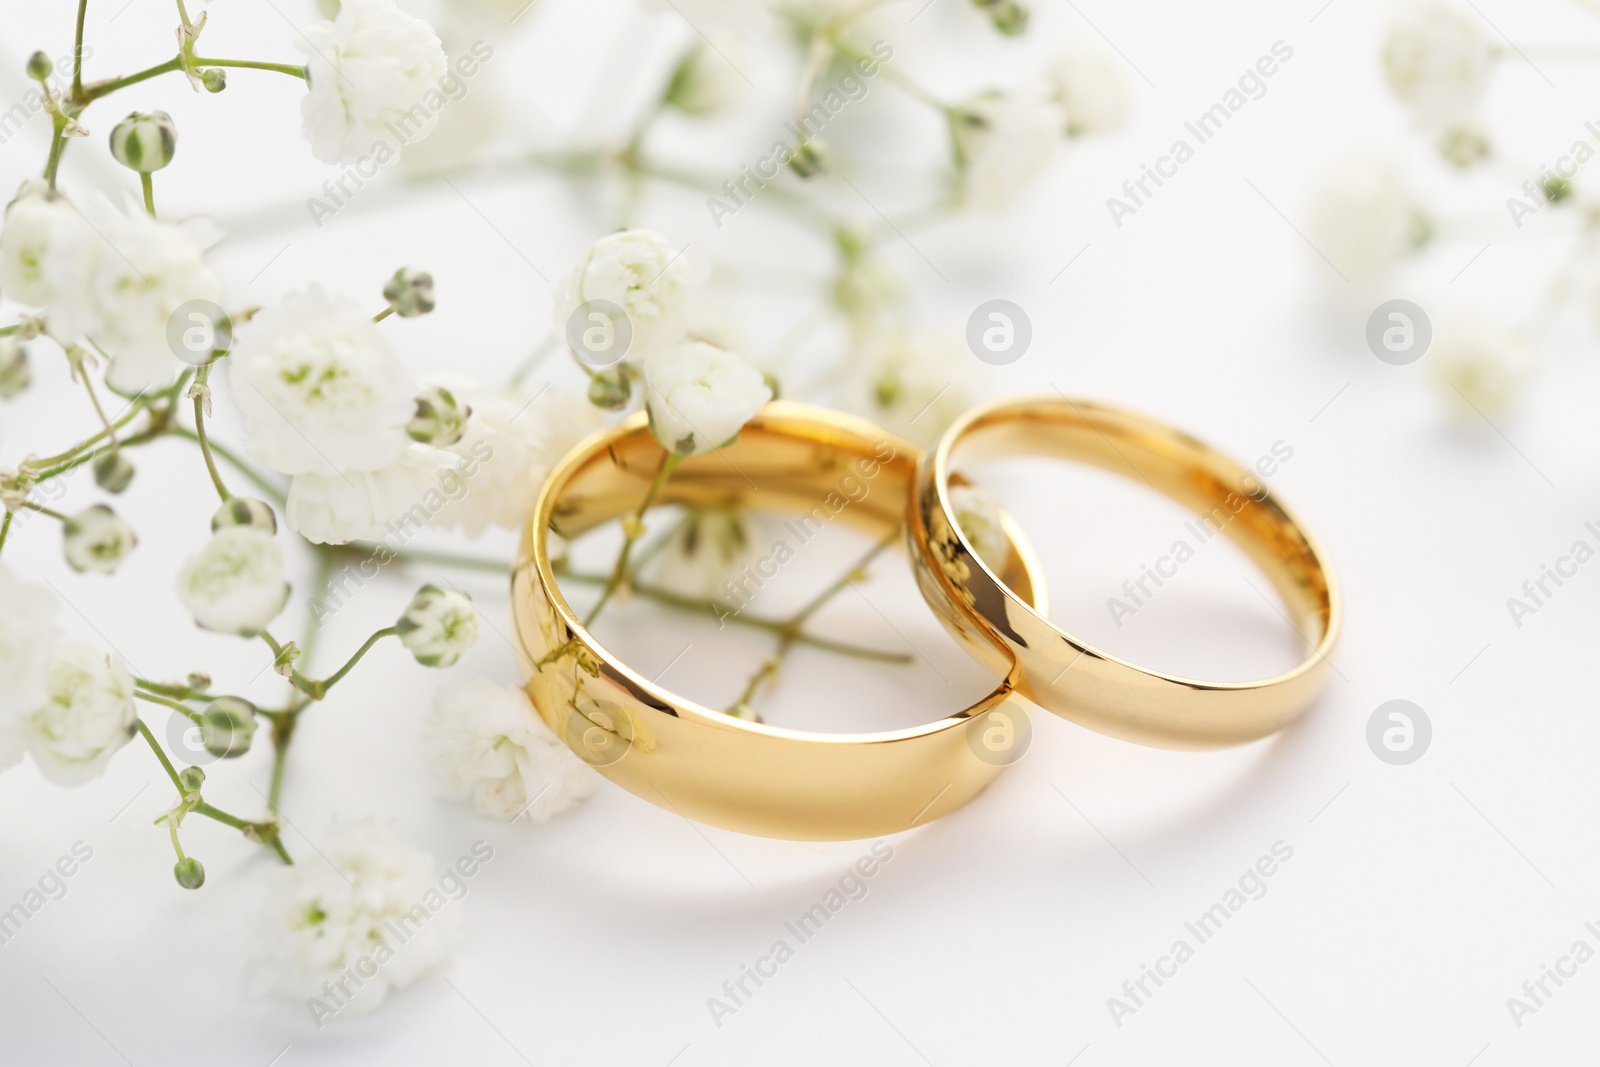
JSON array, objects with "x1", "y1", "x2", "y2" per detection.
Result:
[
  {"x1": 908, "y1": 396, "x2": 1340, "y2": 749},
  {"x1": 512, "y1": 402, "x2": 1048, "y2": 840}
]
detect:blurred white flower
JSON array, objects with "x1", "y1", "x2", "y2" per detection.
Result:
[
  {"x1": 1307, "y1": 156, "x2": 1430, "y2": 284},
  {"x1": 0, "y1": 565, "x2": 60, "y2": 773},
  {"x1": 1048, "y1": 46, "x2": 1131, "y2": 137},
  {"x1": 553, "y1": 229, "x2": 705, "y2": 366},
  {"x1": 425, "y1": 677, "x2": 598, "y2": 822},
  {"x1": 951, "y1": 88, "x2": 1064, "y2": 211},
  {"x1": 637, "y1": 505, "x2": 783, "y2": 601},
  {"x1": 249, "y1": 820, "x2": 462, "y2": 1017},
  {"x1": 62, "y1": 504, "x2": 137, "y2": 574},
  {"x1": 25, "y1": 642, "x2": 136, "y2": 786},
  {"x1": 229, "y1": 285, "x2": 416, "y2": 477},
  {"x1": 45, "y1": 196, "x2": 222, "y2": 395},
  {"x1": 839, "y1": 329, "x2": 978, "y2": 449},
  {"x1": 1382, "y1": 1, "x2": 1493, "y2": 128},
  {"x1": 951, "y1": 485, "x2": 1011, "y2": 574},
  {"x1": 297, "y1": 0, "x2": 449, "y2": 164},
  {"x1": 176, "y1": 527, "x2": 291, "y2": 635},
  {"x1": 1429, "y1": 314, "x2": 1526, "y2": 421},
  {"x1": 644, "y1": 340, "x2": 771, "y2": 455},
  {"x1": 397, "y1": 584, "x2": 480, "y2": 667},
  {"x1": 421, "y1": 377, "x2": 605, "y2": 537},
  {"x1": 284, "y1": 444, "x2": 454, "y2": 544},
  {"x1": 664, "y1": 39, "x2": 748, "y2": 116},
  {"x1": 0, "y1": 181, "x2": 82, "y2": 309}
]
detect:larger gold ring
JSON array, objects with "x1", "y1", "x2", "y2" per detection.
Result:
[
  {"x1": 909, "y1": 396, "x2": 1340, "y2": 749},
  {"x1": 512, "y1": 402, "x2": 1048, "y2": 840}
]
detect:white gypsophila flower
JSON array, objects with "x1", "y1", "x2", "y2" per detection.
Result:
[
  {"x1": 229, "y1": 285, "x2": 416, "y2": 477},
  {"x1": 1049, "y1": 46, "x2": 1131, "y2": 137},
  {"x1": 1382, "y1": 1, "x2": 1493, "y2": 128},
  {"x1": 839, "y1": 329, "x2": 978, "y2": 449},
  {"x1": 951, "y1": 88, "x2": 1064, "y2": 212},
  {"x1": 44, "y1": 196, "x2": 221, "y2": 395},
  {"x1": 1428, "y1": 314, "x2": 1527, "y2": 421},
  {"x1": 636, "y1": 505, "x2": 786, "y2": 602},
  {"x1": 644, "y1": 340, "x2": 771, "y2": 456},
  {"x1": 425, "y1": 677, "x2": 598, "y2": 822},
  {"x1": 25, "y1": 642, "x2": 137, "y2": 786},
  {"x1": 0, "y1": 181, "x2": 82, "y2": 308},
  {"x1": 62, "y1": 504, "x2": 137, "y2": 574},
  {"x1": 397, "y1": 584, "x2": 479, "y2": 667},
  {"x1": 296, "y1": 0, "x2": 449, "y2": 165},
  {"x1": 285, "y1": 444, "x2": 456, "y2": 544},
  {"x1": 950, "y1": 485, "x2": 1011, "y2": 575},
  {"x1": 553, "y1": 230, "x2": 706, "y2": 366},
  {"x1": 249, "y1": 819, "x2": 463, "y2": 1017},
  {"x1": 418, "y1": 376, "x2": 605, "y2": 537},
  {"x1": 1307, "y1": 156, "x2": 1430, "y2": 284},
  {"x1": 663, "y1": 38, "x2": 749, "y2": 116},
  {"x1": 176, "y1": 526, "x2": 291, "y2": 635},
  {"x1": 0, "y1": 565, "x2": 61, "y2": 773}
]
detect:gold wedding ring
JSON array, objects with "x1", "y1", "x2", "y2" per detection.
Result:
[
  {"x1": 909, "y1": 396, "x2": 1340, "y2": 749},
  {"x1": 512, "y1": 402, "x2": 1048, "y2": 840}
]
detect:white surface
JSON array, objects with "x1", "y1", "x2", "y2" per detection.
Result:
[{"x1": 3, "y1": 0, "x2": 1599, "y2": 1064}]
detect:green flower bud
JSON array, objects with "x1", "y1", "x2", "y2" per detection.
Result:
[
  {"x1": 0, "y1": 337, "x2": 29, "y2": 398},
  {"x1": 178, "y1": 766, "x2": 206, "y2": 793},
  {"x1": 174, "y1": 857, "x2": 205, "y2": 890},
  {"x1": 26, "y1": 52, "x2": 53, "y2": 83},
  {"x1": 1438, "y1": 124, "x2": 1489, "y2": 169},
  {"x1": 92, "y1": 451, "x2": 135, "y2": 494},
  {"x1": 981, "y1": 0, "x2": 1029, "y2": 35},
  {"x1": 788, "y1": 139, "x2": 829, "y2": 179},
  {"x1": 186, "y1": 671, "x2": 212, "y2": 691},
  {"x1": 382, "y1": 267, "x2": 435, "y2": 318},
  {"x1": 109, "y1": 111, "x2": 177, "y2": 174},
  {"x1": 272, "y1": 640, "x2": 300, "y2": 677},
  {"x1": 586, "y1": 367, "x2": 632, "y2": 410},
  {"x1": 397, "y1": 584, "x2": 480, "y2": 667},
  {"x1": 1543, "y1": 175, "x2": 1573, "y2": 204},
  {"x1": 407, "y1": 386, "x2": 470, "y2": 446},
  {"x1": 62, "y1": 504, "x2": 136, "y2": 574},
  {"x1": 200, "y1": 696, "x2": 257, "y2": 759},
  {"x1": 210, "y1": 496, "x2": 278, "y2": 535},
  {"x1": 201, "y1": 68, "x2": 227, "y2": 93}
]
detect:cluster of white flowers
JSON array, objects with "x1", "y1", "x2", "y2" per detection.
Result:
[
  {"x1": 1381, "y1": 1, "x2": 1493, "y2": 129},
  {"x1": 0, "y1": 183, "x2": 221, "y2": 394},
  {"x1": 425, "y1": 677, "x2": 598, "y2": 822},
  {"x1": 554, "y1": 229, "x2": 772, "y2": 456},
  {"x1": 249, "y1": 820, "x2": 463, "y2": 1016},
  {"x1": 0, "y1": 571, "x2": 138, "y2": 787}
]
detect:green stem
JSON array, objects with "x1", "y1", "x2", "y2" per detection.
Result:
[
  {"x1": 72, "y1": 0, "x2": 89, "y2": 98},
  {"x1": 134, "y1": 677, "x2": 215, "y2": 702},
  {"x1": 171, "y1": 426, "x2": 286, "y2": 505},
  {"x1": 31, "y1": 395, "x2": 147, "y2": 469},
  {"x1": 191, "y1": 801, "x2": 293, "y2": 865},
  {"x1": 0, "y1": 324, "x2": 22, "y2": 338},
  {"x1": 81, "y1": 56, "x2": 183, "y2": 103},
  {"x1": 190, "y1": 364, "x2": 232, "y2": 503},
  {"x1": 140, "y1": 173, "x2": 155, "y2": 216},
  {"x1": 32, "y1": 423, "x2": 167, "y2": 482},
  {"x1": 134, "y1": 689, "x2": 202, "y2": 722},
  {"x1": 0, "y1": 512, "x2": 13, "y2": 557},
  {"x1": 17, "y1": 501, "x2": 68, "y2": 521},
  {"x1": 560, "y1": 571, "x2": 912, "y2": 664},
  {"x1": 371, "y1": 306, "x2": 394, "y2": 323},
  {"x1": 135, "y1": 718, "x2": 185, "y2": 793},
  {"x1": 44, "y1": 118, "x2": 67, "y2": 187},
  {"x1": 190, "y1": 57, "x2": 308, "y2": 80},
  {"x1": 585, "y1": 451, "x2": 682, "y2": 627},
  {"x1": 298, "y1": 627, "x2": 397, "y2": 700}
]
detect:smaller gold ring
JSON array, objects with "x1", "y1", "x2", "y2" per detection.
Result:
[
  {"x1": 512, "y1": 402, "x2": 1049, "y2": 840},
  {"x1": 909, "y1": 396, "x2": 1340, "y2": 749}
]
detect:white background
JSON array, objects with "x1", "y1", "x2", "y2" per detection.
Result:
[{"x1": 3, "y1": 0, "x2": 1599, "y2": 1064}]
